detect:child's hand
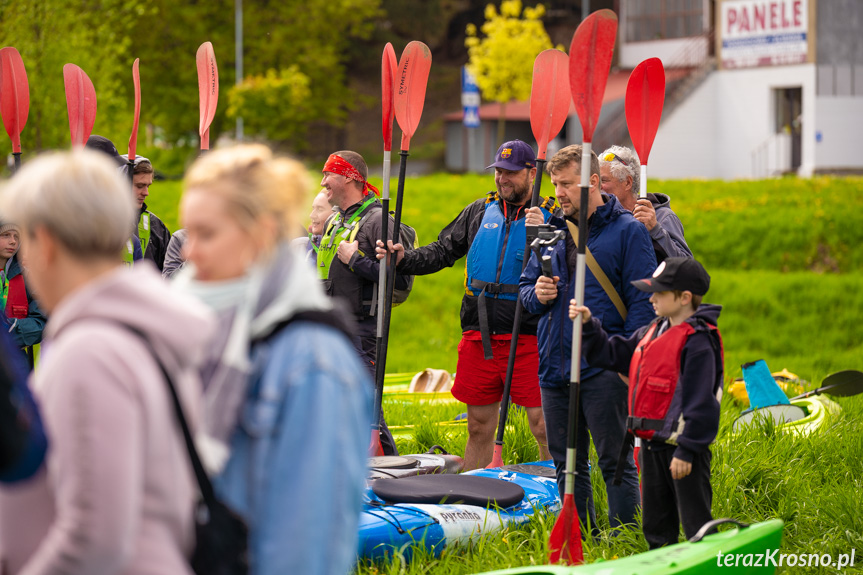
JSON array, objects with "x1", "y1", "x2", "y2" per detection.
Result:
[
  {"x1": 568, "y1": 300, "x2": 591, "y2": 323},
  {"x1": 670, "y1": 457, "x2": 692, "y2": 480}
]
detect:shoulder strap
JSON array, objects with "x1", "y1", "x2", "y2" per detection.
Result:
[
  {"x1": 122, "y1": 325, "x2": 220, "y2": 511},
  {"x1": 252, "y1": 307, "x2": 356, "y2": 345},
  {"x1": 565, "y1": 220, "x2": 628, "y2": 321},
  {"x1": 348, "y1": 204, "x2": 381, "y2": 244}
]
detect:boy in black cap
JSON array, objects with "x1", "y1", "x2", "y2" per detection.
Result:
[{"x1": 569, "y1": 257, "x2": 723, "y2": 548}]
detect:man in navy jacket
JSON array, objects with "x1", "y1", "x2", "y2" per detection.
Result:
[{"x1": 520, "y1": 144, "x2": 657, "y2": 535}]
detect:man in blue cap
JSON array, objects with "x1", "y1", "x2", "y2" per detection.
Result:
[{"x1": 377, "y1": 140, "x2": 557, "y2": 469}]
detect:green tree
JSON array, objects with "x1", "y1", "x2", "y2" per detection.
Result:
[
  {"x1": 227, "y1": 66, "x2": 311, "y2": 145},
  {"x1": 0, "y1": 0, "x2": 140, "y2": 158},
  {"x1": 225, "y1": 0, "x2": 382, "y2": 150},
  {"x1": 465, "y1": 0, "x2": 555, "y2": 143}
]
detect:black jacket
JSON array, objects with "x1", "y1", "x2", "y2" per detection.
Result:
[
  {"x1": 321, "y1": 198, "x2": 408, "y2": 323},
  {"x1": 398, "y1": 191, "x2": 555, "y2": 337},
  {"x1": 138, "y1": 204, "x2": 172, "y2": 272}
]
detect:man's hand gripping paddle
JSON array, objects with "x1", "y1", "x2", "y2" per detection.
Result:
[
  {"x1": 63, "y1": 64, "x2": 97, "y2": 148},
  {"x1": 549, "y1": 10, "x2": 617, "y2": 565},
  {"x1": 196, "y1": 42, "x2": 219, "y2": 154},
  {"x1": 625, "y1": 57, "x2": 665, "y2": 198},
  {"x1": 488, "y1": 49, "x2": 569, "y2": 469},
  {"x1": 374, "y1": 41, "x2": 431, "y2": 454},
  {"x1": 126, "y1": 58, "x2": 141, "y2": 183},
  {"x1": 0, "y1": 47, "x2": 30, "y2": 173},
  {"x1": 369, "y1": 43, "x2": 398, "y2": 457}
]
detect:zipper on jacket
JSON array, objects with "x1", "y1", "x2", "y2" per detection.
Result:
[{"x1": 495, "y1": 219, "x2": 512, "y2": 284}]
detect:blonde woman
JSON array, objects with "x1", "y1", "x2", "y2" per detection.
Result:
[
  {"x1": 174, "y1": 144, "x2": 371, "y2": 575},
  {"x1": 0, "y1": 149, "x2": 214, "y2": 574}
]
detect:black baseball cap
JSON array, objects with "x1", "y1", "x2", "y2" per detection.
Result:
[
  {"x1": 85, "y1": 135, "x2": 126, "y2": 167},
  {"x1": 631, "y1": 257, "x2": 711, "y2": 296}
]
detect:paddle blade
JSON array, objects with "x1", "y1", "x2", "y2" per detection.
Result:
[
  {"x1": 803, "y1": 370, "x2": 863, "y2": 399},
  {"x1": 63, "y1": 64, "x2": 97, "y2": 148},
  {"x1": 128, "y1": 58, "x2": 141, "y2": 160},
  {"x1": 486, "y1": 444, "x2": 504, "y2": 469},
  {"x1": 530, "y1": 49, "x2": 570, "y2": 161},
  {"x1": 368, "y1": 430, "x2": 384, "y2": 457},
  {"x1": 569, "y1": 9, "x2": 618, "y2": 144},
  {"x1": 549, "y1": 493, "x2": 584, "y2": 564},
  {"x1": 394, "y1": 41, "x2": 432, "y2": 149},
  {"x1": 382, "y1": 43, "x2": 397, "y2": 152},
  {"x1": 0, "y1": 47, "x2": 30, "y2": 153},
  {"x1": 196, "y1": 41, "x2": 219, "y2": 150},
  {"x1": 625, "y1": 57, "x2": 665, "y2": 166}
]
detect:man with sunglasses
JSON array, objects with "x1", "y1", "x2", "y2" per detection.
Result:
[{"x1": 599, "y1": 146, "x2": 691, "y2": 262}]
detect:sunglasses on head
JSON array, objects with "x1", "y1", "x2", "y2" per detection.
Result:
[{"x1": 602, "y1": 152, "x2": 628, "y2": 167}]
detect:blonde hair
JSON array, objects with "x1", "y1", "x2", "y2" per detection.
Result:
[
  {"x1": 0, "y1": 149, "x2": 135, "y2": 260},
  {"x1": 184, "y1": 144, "x2": 310, "y2": 242}
]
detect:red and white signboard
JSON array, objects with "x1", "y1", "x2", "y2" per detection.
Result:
[{"x1": 720, "y1": 0, "x2": 810, "y2": 69}]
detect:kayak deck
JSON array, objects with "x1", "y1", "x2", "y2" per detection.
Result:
[{"x1": 477, "y1": 519, "x2": 784, "y2": 574}]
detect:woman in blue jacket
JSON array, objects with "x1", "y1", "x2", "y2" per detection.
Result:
[{"x1": 174, "y1": 144, "x2": 371, "y2": 575}]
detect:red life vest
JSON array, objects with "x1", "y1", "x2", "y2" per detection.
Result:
[
  {"x1": 626, "y1": 319, "x2": 723, "y2": 444},
  {"x1": 6, "y1": 275, "x2": 28, "y2": 319}
]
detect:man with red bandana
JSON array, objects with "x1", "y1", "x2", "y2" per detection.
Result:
[{"x1": 317, "y1": 150, "x2": 407, "y2": 456}]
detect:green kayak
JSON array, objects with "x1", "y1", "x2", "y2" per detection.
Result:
[
  {"x1": 477, "y1": 519, "x2": 784, "y2": 574},
  {"x1": 731, "y1": 396, "x2": 840, "y2": 436}
]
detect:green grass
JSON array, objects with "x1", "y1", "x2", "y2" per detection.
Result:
[{"x1": 150, "y1": 173, "x2": 863, "y2": 573}]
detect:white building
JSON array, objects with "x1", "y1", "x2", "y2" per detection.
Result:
[
  {"x1": 445, "y1": 0, "x2": 862, "y2": 179},
  {"x1": 624, "y1": 0, "x2": 863, "y2": 179}
]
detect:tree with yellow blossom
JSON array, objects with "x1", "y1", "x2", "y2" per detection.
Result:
[{"x1": 465, "y1": 0, "x2": 558, "y2": 143}]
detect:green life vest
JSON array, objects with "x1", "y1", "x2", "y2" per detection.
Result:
[
  {"x1": 317, "y1": 195, "x2": 378, "y2": 280},
  {"x1": 0, "y1": 270, "x2": 8, "y2": 309},
  {"x1": 122, "y1": 239, "x2": 135, "y2": 266},
  {"x1": 138, "y1": 211, "x2": 151, "y2": 255}
]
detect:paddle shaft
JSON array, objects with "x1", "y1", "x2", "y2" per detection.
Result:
[
  {"x1": 493, "y1": 159, "x2": 547, "y2": 449},
  {"x1": 374, "y1": 149, "x2": 408, "y2": 438},
  {"x1": 640, "y1": 164, "x2": 648, "y2": 198},
  {"x1": 372, "y1": 150, "x2": 393, "y2": 439},
  {"x1": 564, "y1": 143, "x2": 591, "y2": 495},
  {"x1": 12, "y1": 153, "x2": 20, "y2": 172}
]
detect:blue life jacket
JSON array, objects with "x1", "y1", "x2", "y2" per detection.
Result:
[
  {"x1": 464, "y1": 195, "x2": 554, "y2": 359},
  {"x1": 465, "y1": 196, "x2": 553, "y2": 300}
]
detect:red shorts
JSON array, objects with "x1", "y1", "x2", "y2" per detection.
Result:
[{"x1": 452, "y1": 332, "x2": 541, "y2": 408}]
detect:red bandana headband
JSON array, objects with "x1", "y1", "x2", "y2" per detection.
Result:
[{"x1": 322, "y1": 154, "x2": 380, "y2": 197}]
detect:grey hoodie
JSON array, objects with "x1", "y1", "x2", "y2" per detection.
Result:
[
  {"x1": 647, "y1": 192, "x2": 692, "y2": 262},
  {"x1": 0, "y1": 263, "x2": 215, "y2": 575}
]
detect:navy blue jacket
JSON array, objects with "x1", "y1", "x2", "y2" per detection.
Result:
[
  {"x1": 580, "y1": 304, "x2": 724, "y2": 462},
  {"x1": 519, "y1": 194, "x2": 657, "y2": 386},
  {"x1": 0, "y1": 314, "x2": 47, "y2": 482},
  {"x1": 400, "y1": 191, "x2": 556, "y2": 337}
]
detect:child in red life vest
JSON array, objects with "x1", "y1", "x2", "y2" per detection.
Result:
[{"x1": 569, "y1": 257, "x2": 723, "y2": 549}]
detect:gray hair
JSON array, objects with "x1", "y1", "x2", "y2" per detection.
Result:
[
  {"x1": 600, "y1": 145, "x2": 640, "y2": 197},
  {"x1": 0, "y1": 149, "x2": 135, "y2": 260}
]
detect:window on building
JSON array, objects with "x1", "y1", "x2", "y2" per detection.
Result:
[{"x1": 626, "y1": 0, "x2": 705, "y2": 42}]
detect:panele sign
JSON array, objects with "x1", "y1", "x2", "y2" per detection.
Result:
[{"x1": 719, "y1": 0, "x2": 812, "y2": 68}]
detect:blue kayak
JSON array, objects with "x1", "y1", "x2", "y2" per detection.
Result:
[{"x1": 358, "y1": 460, "x2": 561, "y2": 561}]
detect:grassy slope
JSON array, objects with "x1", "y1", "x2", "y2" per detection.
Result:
[{"x1": 152, "y1": 175, "x2": 863, "y2": 573}]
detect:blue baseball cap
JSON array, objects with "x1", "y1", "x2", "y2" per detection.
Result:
[{"x1": 486, "y1": 140, "x2": 536, "y2": 171}]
